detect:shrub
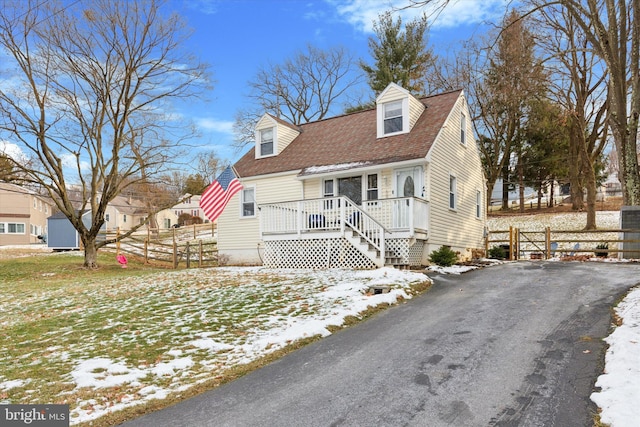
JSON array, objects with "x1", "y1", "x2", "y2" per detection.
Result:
[
  {"x1": 595, "y1": 242, "x2": 609, "y2": 257},
  {"x1": 428, "y1": 245, "x2": 458, "y2": 267},
  {"x1": 488, "y1": 245, "x2": 506, "y2": 260}
]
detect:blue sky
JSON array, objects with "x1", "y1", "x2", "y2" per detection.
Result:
[
  {"x1": 0, "y1": 0, "x2": 512, "y2": 179},
  {"x1": 167, "y1": 0, "x2": 512, "y2": 167}
]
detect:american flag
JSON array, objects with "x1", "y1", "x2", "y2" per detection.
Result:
[{"x1": 199, "y1": 166, "x2": 243, "y2": 222}]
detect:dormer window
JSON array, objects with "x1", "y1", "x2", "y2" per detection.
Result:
[
  {"x1": 259, "y1": 128, "x2": 274, "y2": 156},
  {"x1": 377, "y1": 96, "x2": 410, "y2": 138},
  {"x1": 384, "y1": 101, "x2": 403, "y2": 134}
]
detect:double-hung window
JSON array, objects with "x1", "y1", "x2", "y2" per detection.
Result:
[
  {"x1": 260, "y1": 128, "x2": 274, "y2": 157},
  {"x1": 367, "y1": 174, "x2": 378, "y2": 201},
  {"x1": 383, "y1": 101, "x2": 403, "y2": 134},
  {"x1": 241, "y1": 187, "x2": 255, "y2": 217},
  {"x1": 449, "y1": 175, "x2": 457, "y2": 210}
]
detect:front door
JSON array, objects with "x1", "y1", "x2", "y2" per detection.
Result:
[{"x1": 394, "y1": 168, "x2": 422, "y2": 228}]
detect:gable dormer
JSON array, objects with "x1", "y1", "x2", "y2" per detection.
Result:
[
  {"x1": 376, "y1": 83, "x2": 426, "y2": 138},
  {"x1": 255, "y1": 113, "x2": 301, "y2": 159}
]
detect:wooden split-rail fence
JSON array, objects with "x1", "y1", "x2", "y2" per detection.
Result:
[
  {"x1": 106, "y1": 223, "x2": 218, "y2": 268},
  {"x1": 486, "y1": 226, "x2": 640, "y2": 260}
]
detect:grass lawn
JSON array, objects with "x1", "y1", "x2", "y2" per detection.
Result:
[{"x1": 0, "y1": 250, "x2": 431, "y2": 426}]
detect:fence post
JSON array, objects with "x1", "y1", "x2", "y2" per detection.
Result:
[
  {"x1": 144, "y1": 239, "x2": 148, "y2": 264},
  {"x1": 545, "y1": 227, "x2": 551, "y2": 259},
  {"x1": 172, "y1": 231, "x2": 177, "y2": 269},
  {"x1": 186, "y1": 241, "x2": 191, "y2": 269},
  {"x1": 199, "y1": 240, "x2": 203, "y2": 268},
  {"x1": 485, "y1": 228, "x2": 489, "y2": 258},
  {"x1": 116, "y1": 227, "x2": 121, "y2": 256},
  {"x1": 509, "y1": 225, "x2": 515, "y2": 261},
  {"x1": 193, "y1": 225, "x2": 196, "y2": 240}
]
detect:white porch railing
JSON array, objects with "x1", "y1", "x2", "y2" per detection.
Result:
[
  {"x1": 260, "y1": 196, "x2": 428, "y2": 234},
  {"x1": 258, "y1": 197, "x2": 382, "y2": 260}
]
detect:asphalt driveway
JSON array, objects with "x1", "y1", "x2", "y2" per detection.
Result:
[{"x1": 120, "y1": 261, "x2": 639, "y2": 427}]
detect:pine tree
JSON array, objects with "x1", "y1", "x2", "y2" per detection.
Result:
[{"x1": 360, "y1": 12, "x2": 433, "y2": 95}]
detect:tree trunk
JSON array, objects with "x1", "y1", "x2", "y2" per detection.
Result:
[
  {"x1": 486, "y1": 181, "x2": 495, "y2": 214},
  {"x1": 580, "y1": 147, "x2": 598, "y2": 230},
  {"x1": 549, "y1": 180, "x2": 555, "y2": 208},
  {"x1": 501, "y1": 164, "x2": 510, "y2": 211},
  {"x1": 82, "y1": 237, "x2": 99, "y2": 269},
  {"x1": 518, "y1": 157, "x2": 525, "y2": 213},
  {"x1": 537, "y1": 185, "x2": 543, "y2": 210}
]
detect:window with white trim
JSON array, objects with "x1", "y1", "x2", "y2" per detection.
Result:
[
  {"x1": 123, "y1": 214, "x2": 127, "y2": 223},
  {"x1": 323, "y1": 179, "x2": 335, "y2": 209},
  {"x1": 241, "y1": 187, "x2": 255, "y2": 217},
  {"x1": 383, "y1": 101, "x2": 403, "y2": 134},
  {"x1": 367, "y1": 174, "x2": 379, "y2": 200},
  {"x1": 460, "y1": 112, "x2": 466, "y2": 144},
  {"x1": 449, "y1": 175, "x2": 457, "y2": 210},
  {"x1": 259, "y1": 128, "x2": 274, "y2": 157},
  {"x1": 0, "y1": 223, "x2": 25, "y2": 234},
  {"x1": 476, "y1": 190, "x2": 481, "y2": 218}
]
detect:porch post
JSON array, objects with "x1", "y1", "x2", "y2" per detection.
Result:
[
  {"x1": 340, "y1": 198, "x2": 345, "y2": 233},
  {"x1": 409, "y1": 198, "x2": 415, "y2": 235},
  {"x1": 380, "y1": 229, "x2": 385, "y2": 268},
  {"x1": 297, "y1": 201, "x2": 303, "y2": 236}
]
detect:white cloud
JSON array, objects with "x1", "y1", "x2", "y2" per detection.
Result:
[
  {"x1": 0, "y1": 140, "x2": 25, "y2": 161},
  {"x1": 59, "y1": 152, "x2": 90, "y2": 173},
  {"x1": 328, "y1": 0, "x2": 511, "y2": 33},
  {"x1": 183, "y1": 0, "x2": 219, "y2": 15},
  {"x1": 196, "y1": 117, "x2": 234, "y2": 134}
]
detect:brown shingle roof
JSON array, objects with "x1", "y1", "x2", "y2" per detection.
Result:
[{"x1": 233, "y1": 90, "x2": 462, "y2": 178}]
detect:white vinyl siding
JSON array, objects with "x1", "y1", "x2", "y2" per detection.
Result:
[
  {"x1": 425, "y1": 93, "x2": 486, "y2": 259},
  {"x1": 217, "y1": 173, "x2": 302, "y2": 264}
]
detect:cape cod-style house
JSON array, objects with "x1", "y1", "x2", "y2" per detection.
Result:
[{"x1": 217, "y1": 83, "x2": 487, "y2": 268}]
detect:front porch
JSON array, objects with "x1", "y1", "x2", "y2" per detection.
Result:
[{"x1": 259, "y1": 196, "x2": 429, "y2": 268}]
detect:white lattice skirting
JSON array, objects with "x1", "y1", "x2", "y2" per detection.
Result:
[
  {"x1": 263, "y1": 238, "x2": 426, "y2": 269},
  {"x1": 263, "y1": 237, "x2": 376, "y2": 269},
  {"x1": 385, "y1": 238, "x2": 425, "y2": 267}
]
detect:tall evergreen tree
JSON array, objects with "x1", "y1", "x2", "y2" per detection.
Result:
[
  {"x1": 360, "y1": 11, "x2": 433, "y2": 95},
  {"x1": 477, "y1": 10, "x2": 548, "y2": 211}
]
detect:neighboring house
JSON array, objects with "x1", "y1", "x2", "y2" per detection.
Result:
[
  {"x1": 172, "y1": 194, "x2": 206, "y2": 224},
  {"x1": 103, "y1": 195, "x2": 146, "y2": 231},
  {"x1": 0, "y1": 182, "x2": 53, "y2": 246},
  {"x1": 217, "y1": 83, "x2": 487, "y2": 268},
  {"x1": 104, "y1": 195, "x2": 178, "y2": 231}
]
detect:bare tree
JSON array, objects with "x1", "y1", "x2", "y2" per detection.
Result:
[
  {"x1": 558, "y1": 0, "x2": 640, "y2": 206},
  {"x1": 0, "y1": 0, "x2": 210, "y2": 268},
  {"x1": 233, "y1": 44, "x2": 362, "y2": 148},
  {"x1": 406, "y1": 0, "x2": 640, "y2": 206},
  {"x1": 535, "y1": 3, "x2": 609, "y2": 228}
]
